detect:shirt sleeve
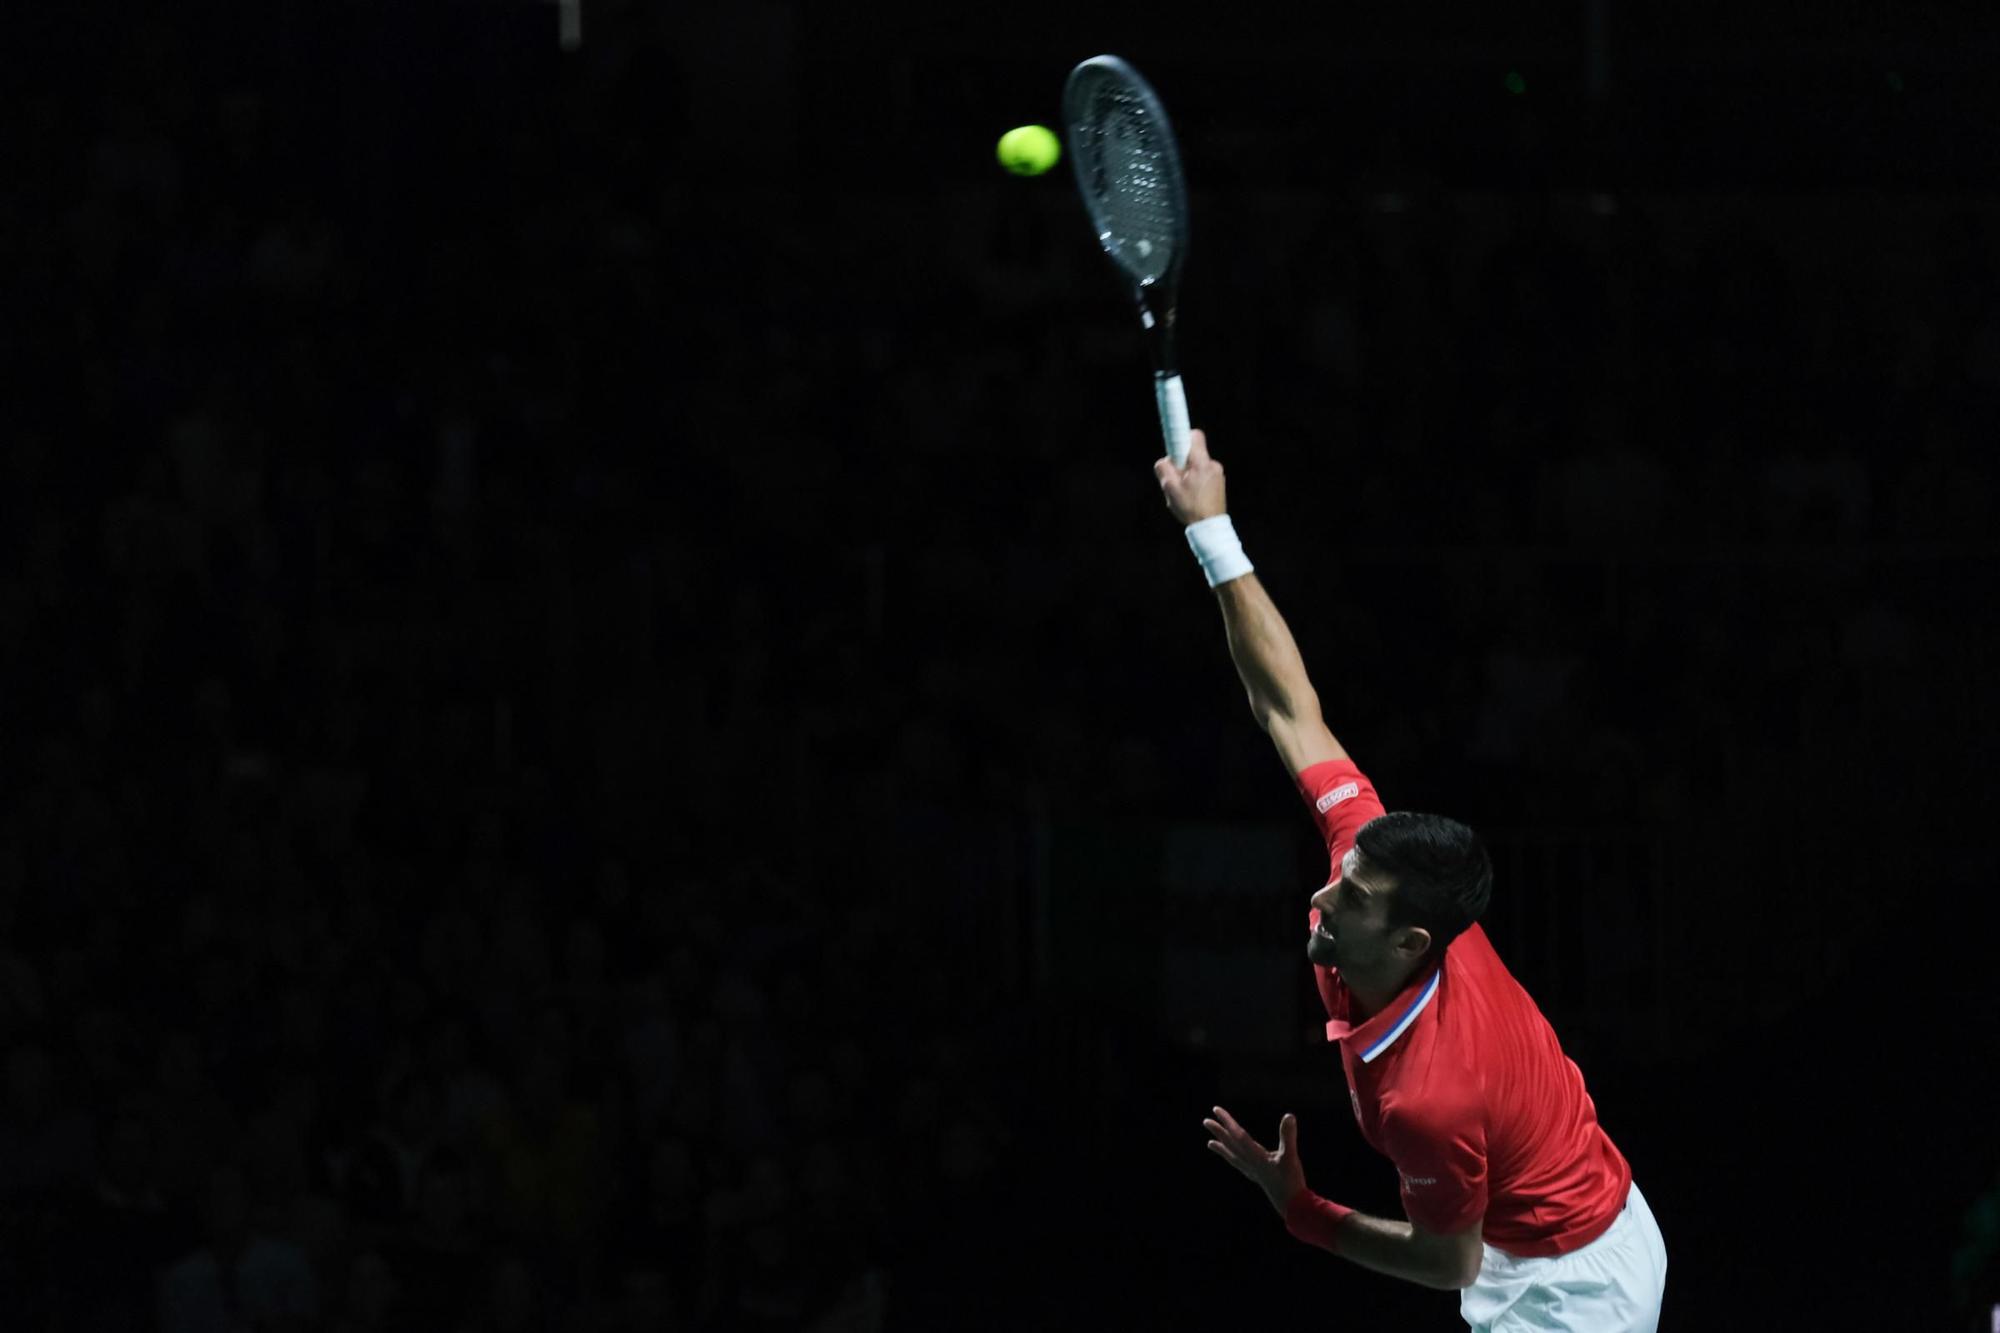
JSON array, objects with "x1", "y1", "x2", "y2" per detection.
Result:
[
  {"x1": 1299, "y1": 761, "x2": 1386, "y2": 1018},
  {"x1": 1379, "y1": 1102, "x2": 1489, "y2": 1236},
  {"x1": 1296, "y1": 760, "x2": 1385, "y2": 925}
]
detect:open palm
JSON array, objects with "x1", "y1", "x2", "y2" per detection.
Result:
[{"x1": 1202, "y1": 1106, "x2": 1306, "y2": 1216}]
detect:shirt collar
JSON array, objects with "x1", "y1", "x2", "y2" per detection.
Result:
[{"x1": 1324, "y1": 963, "x2": 1442, "y2": 1063}]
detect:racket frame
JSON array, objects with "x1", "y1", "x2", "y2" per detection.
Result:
[{"x1": 1063, "y1": 54, "x2": 1194, "y2": 465}]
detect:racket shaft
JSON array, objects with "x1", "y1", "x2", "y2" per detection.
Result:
[{"x1": 1155, "y1": 373, "x2": 1190, "y2": 466}]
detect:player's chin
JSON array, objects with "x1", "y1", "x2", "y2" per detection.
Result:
[{"x1": 1306, "y1": 933, "x2": 1338, "y2": 968}]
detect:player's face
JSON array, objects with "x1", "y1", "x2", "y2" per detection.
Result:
[{"x1": 1306, "y1": 848, "x2": 1396, "y2": 972}]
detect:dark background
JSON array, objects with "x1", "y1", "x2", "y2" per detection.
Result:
[{"x1": 4, "y1": 0, "x2": 1997, "y2": 1328}]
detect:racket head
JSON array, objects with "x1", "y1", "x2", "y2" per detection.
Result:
[{"x1": 1063, "y1": 55, "x2": 1191, "y2": 299}]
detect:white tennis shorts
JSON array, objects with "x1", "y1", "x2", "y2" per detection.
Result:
[{"x1": 1459, "y1": 1182, "x2": 1667, "y2": 1332}]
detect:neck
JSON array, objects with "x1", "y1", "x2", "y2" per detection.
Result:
[{"x1": 1346, "y1": 959, "x2": 1426, "y2": 1022}]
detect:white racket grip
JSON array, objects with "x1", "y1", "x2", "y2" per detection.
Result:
[{"x1": 1156, "y1": 373, "x2": 1191, "y2": 466}]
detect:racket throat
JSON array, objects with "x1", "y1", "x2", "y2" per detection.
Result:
[{"x1": 1138, "y1": 296, "x2": 1180, "y2": 372}]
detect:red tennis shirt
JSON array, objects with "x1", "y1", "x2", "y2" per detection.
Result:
[{"x1": 1299, "y1": 759, "x2": 1633, "y2": 1258}]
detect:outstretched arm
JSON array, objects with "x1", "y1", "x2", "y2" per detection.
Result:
[
  {"x1": 1214, "y1": 574, "x2": 1347, "y2": 774},
  {"x1": 1203, "y1": 1107, "x2": 1484, "y2": 1291},
  {"x1": 1156, "y1": 430, "x2": 1349, "y2": 775}
]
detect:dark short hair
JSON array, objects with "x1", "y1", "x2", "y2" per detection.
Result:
[{"x1": 1354, "y1": 812, "x2": 1493, "y2": 963}]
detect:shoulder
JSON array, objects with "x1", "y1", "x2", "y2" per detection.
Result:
[
  {"x1": 1439, "y1": 923, "x2": 1531, "y2": 1017},
  {"x1": 1453, "y1": 922, "x2": 1498, "y2": 959},
  {"x1": 1436, "y1": 924, "x2": 1509, "y2": 1000}
]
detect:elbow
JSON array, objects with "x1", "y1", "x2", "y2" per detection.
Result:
[
  {"x1": 1440, "y1": 1251, "x2": 1483, "y2": 1291},
  {"x1": 1424, "y1": 1233, "x2": 1485, "y2": 1291}
]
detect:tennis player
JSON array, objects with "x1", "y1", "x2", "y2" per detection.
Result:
[{"x1": 1160, "y1": 430, "x2": 1667, "y2": 1330}]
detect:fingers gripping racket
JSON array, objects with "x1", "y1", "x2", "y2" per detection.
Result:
[{"x1": 1063, "y1": 55, "x2": 1195, "y2": 466}]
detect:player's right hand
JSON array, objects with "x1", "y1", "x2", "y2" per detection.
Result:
[{"x1": 1154, "y1": 427, "x2": 1228, "y2": 526}]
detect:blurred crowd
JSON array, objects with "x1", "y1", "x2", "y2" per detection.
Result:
[
  {"x1": 3, "y1": 15, "x2": 1023, "y2": 1330},
  {"x1": 4, "y1": 5, "x2": 1996, "y2": 1330}
]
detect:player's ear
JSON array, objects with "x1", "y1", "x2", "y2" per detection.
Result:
[{"x1": 1394, "y1": 926, "x2": 1432, "y2": 962}]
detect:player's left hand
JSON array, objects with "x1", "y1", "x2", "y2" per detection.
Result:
[{"x1": 1202, "y1": 1106, "x2": 1307, "y2": 1217}]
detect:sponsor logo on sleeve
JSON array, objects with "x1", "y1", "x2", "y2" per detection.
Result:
[
  {"x1": 1399, "y1": 1170, "x2": 1439, "y2": 1192},
  {"x1": 1315, "y1": 782, "x2": 1360, "y2": 814}
]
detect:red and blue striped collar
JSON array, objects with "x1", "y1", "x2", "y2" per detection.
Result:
[{"x1": 1325, "y1": 965, "x2": 1442, "y2": 1063}]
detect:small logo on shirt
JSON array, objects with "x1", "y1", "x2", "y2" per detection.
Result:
[
  {"x1": 1316, "y1": 782, "x2": 1360, "y2": 813},
  {"x1": 1399, "y1": 1171, "x2": 1439, "y2": 1191}
]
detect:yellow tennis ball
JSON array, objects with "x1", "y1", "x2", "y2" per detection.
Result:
[{"x1": 997, "y1": 124, "x2": 1061, "y2": 176}]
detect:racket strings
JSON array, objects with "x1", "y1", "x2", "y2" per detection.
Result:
[{"x1": 1069, "y1": 78, "x2": 1185, "y2": 284}]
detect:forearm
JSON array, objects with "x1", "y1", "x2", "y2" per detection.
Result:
[
  {"x1": 1215, "y1": 574, "x2": 1321, "y2": 730},
  {"x1": 1284, "y1": 1192, "x2": 1478, "y2": 1291},
  {"x1": 1325, "y1": 1211, "x2": 1462, "y2": 1290}
]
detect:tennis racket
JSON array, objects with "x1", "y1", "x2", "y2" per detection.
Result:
[{"x1": 1063, "y1": 54, "x2": 1195, "y2": 466}]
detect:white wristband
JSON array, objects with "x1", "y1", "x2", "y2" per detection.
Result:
[{"x1": 1184, "y1": 514, "x2": 1254, "y2": 588}]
